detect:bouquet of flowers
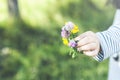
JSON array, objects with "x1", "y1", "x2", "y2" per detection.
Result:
[{"x1": 61, "y1": 21, "x2": 80, "y2": 58}]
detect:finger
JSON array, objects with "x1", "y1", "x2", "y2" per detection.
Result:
[
  {"x1": 83, "y1": 50, "x2": 98, "y2": 57},
  {"x1": 77, "y1": 36, "x2": 96, "y2": 47},
  {"x1": 78, "y1": 43, "x2": 97, "y2": 51},
  {"x1": 74, "y1": 31, "x2": 91, "y2": 41},
  {"x1": 74, "y1": 34, "x2": 86, "y2": 41},
  {"x1": 74, "y1": 31, "x2": 95, "y2": 42}
]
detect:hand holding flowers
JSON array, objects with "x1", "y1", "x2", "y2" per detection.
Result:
[{"x1": 61, "y1": 22, "x2": 100, "y2": 58}]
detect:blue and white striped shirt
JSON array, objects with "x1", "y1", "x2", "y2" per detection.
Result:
[{"x1": 94, "y1": 9, "x2": 120, "y2": 62}]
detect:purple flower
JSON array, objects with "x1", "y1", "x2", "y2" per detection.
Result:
[
  {"x1": 64, "y1": 22, "x2": 74, "y2": 31},
  {"x1": 68, "y1": 40, "x2": 77, "y2": 48},
  {"x1": 61, "y1": 30, "x2": 70, "y2": 38}
]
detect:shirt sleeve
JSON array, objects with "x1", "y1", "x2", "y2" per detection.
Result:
[{"x1": 94, "y1": 9, "x2": 120, "y2": 62}]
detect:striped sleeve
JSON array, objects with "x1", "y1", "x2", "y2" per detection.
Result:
[
  {"x1": 94, "y1": 9, "x2": 120, "y2": 62},
  {"x1": 93, "y1": 50, "x2": 104, "y2": 62},
  {"x1": 94, "y1": 26, "x2": 120, "y2": 61}
]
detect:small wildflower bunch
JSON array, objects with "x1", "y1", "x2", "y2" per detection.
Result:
[{"x1": 61, "y1": 21, "x2": 79, "y2": 58}]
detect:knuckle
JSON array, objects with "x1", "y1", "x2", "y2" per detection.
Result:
[
  {"x1": 86, "y1": 31, "x2": 95, "y2": 36},
  {"x1": 87, "y1": 36, "x2": 93, "y2": 42}
]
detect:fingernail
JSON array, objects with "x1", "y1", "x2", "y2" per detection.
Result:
[
  {"x1": 74, "y1": 37, "x2": 79, "y2": 41},
  {"x1": 75, "y1": 40, "x2": 79, "y2": 43},
  {"x1": 77, "y1": 48, "x2": 81, "y2": 52},
  {"x1": 77, "y1": 48, "x2": 83, "y2": 54}
]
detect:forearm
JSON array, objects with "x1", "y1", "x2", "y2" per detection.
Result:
[{"x1": 94, "y1": 9, "x2": 120, "y2": 62}]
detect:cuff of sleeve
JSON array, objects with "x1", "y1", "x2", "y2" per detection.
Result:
[{"x1": 93, "y1": 51, "x2": 104, "y2": 62}]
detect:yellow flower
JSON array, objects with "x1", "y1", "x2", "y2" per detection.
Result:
[
  {"x1": 71, "y1": 25, "x2": 79, "y2": 34},
  {"x1": 62, "y1": 38, "x2": 69, "y2": 46}
]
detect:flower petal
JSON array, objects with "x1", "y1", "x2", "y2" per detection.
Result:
[
  {"x1": 71, "y1": 25, "x2": 79, "y2": 34},
  {"x1": 62, "y1": 38, "x2": 69, "y2": 46}
]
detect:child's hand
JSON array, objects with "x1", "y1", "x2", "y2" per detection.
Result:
[{"x1": 74, "y1": 31, "x2": 100, "y2": 57}]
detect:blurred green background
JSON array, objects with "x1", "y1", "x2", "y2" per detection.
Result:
[{"x1": 0, "y1": 0, "x2": 116, "y2": 80}]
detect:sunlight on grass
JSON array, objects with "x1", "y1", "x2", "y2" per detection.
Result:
[
  {"x1": 18, "y1": 0, "x2": 78, "y2": 29},
  {"x1": 19, "y1": 0, "x2": 65, "y2": 28},
  {"x1": 0, "y1": 0, "x2": 8, "y2": 23}
]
